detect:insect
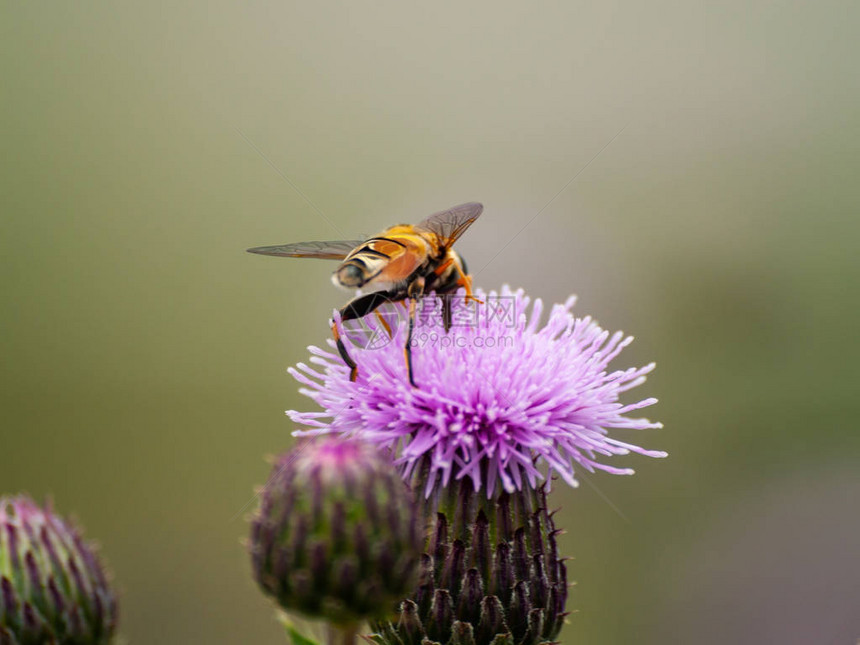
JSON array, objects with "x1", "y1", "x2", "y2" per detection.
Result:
[{"x1": 247, "y1": 202, "x2": 483, "y2": 387}]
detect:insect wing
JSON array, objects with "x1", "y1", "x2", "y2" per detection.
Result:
[
  {"x1": 415, "y1": 202, "x2": 483, "y2": 247},
  {"x1": 246, "y1": 240, "x2": 364, "y2": 260}
]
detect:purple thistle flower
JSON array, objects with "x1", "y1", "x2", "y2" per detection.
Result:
[{"x1": 288, "y1": 286, "x2": 665, "y2": 497}]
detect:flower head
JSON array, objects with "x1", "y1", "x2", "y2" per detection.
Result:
[
  {"x1": 0, "y1": 495, "x2": 118, "y2": 644},
  {"x1": 289, "y1": 286, "x2": 665, "y2": 497},
  {"x1": 249, "y1": 438, "x2": 422, "y2": 625}
]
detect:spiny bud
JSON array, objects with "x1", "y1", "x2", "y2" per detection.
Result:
[
  {"x1": 372, "y1": 470, "x2": 567, "y2": 645},
  {"x1": 249, "y1": 438, "x2": 423, "y2": 625},
  {"x1": 0, "y1": 495, "x2": 118, "y2": 645}
]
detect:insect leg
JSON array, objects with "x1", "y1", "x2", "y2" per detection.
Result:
[
  {"x1": 454, "y1": 260, "x2": 483, "y2": 304},
  {"x1": 331, "y1": 322, "x2": 358, "y2": 382},
  {"x1": 433, "y1": 256, "x2": 475, "y2": 325},
  {"x1": 433, "y1": 256, "x2": 455, "y2": 275},
  {"x1": 404, "y1": 277, "x2": 426, "y2": 388},
  {"x1": 441, "y1": 293, "x2": 453, "y2": 332},
  {"x1": 335, "y1": 291, "x2": 396, "y2": 382},
  {"x1": 374, "y1": 310, "x2": 393, "y2": 339}
]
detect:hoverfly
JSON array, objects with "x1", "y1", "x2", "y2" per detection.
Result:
[{"x1": 248, "y1": 202, "x2": 483, "y2": 387}]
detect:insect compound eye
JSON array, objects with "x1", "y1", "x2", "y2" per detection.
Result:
[{"x1": 335, "y1": 263, "x2": 365, "y2": 288}]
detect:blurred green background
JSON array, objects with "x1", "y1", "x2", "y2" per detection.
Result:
[{"x1": 2, "y1": 1, "x2": 858, "y2": 643}]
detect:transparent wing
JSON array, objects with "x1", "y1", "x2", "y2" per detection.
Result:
[
  {"x1": 246, "y1": 240, "x2": 364, "y2": 260},
  {"x1": 415, "y1": 202, "x2": 483, "y2": 247}
]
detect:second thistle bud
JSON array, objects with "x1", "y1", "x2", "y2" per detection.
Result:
[
  {"x1": 249, "y1": 438, "x2": 423, "y2": 626},
  {"x1": 0, "y1": 495, "x2": 118, "y2": 645}
]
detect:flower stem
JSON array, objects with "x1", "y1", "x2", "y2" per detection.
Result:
[{"x1": 326, "y1": 623, "x2": 358, "y2": 645}]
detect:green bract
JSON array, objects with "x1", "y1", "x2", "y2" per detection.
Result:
[{"x1": 372, "y1": 469, "x2": 568, "y2": 645}]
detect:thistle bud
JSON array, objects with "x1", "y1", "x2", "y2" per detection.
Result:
[
  {"x1": 249, "y1": 439, "x2": 423, "y2": 625},
  {"x1": 0, "y1": 495, "x2": 118, "y2": 645},
  {"x1": 372, "y1": 473, "x2": 568, "y2": 645}
]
